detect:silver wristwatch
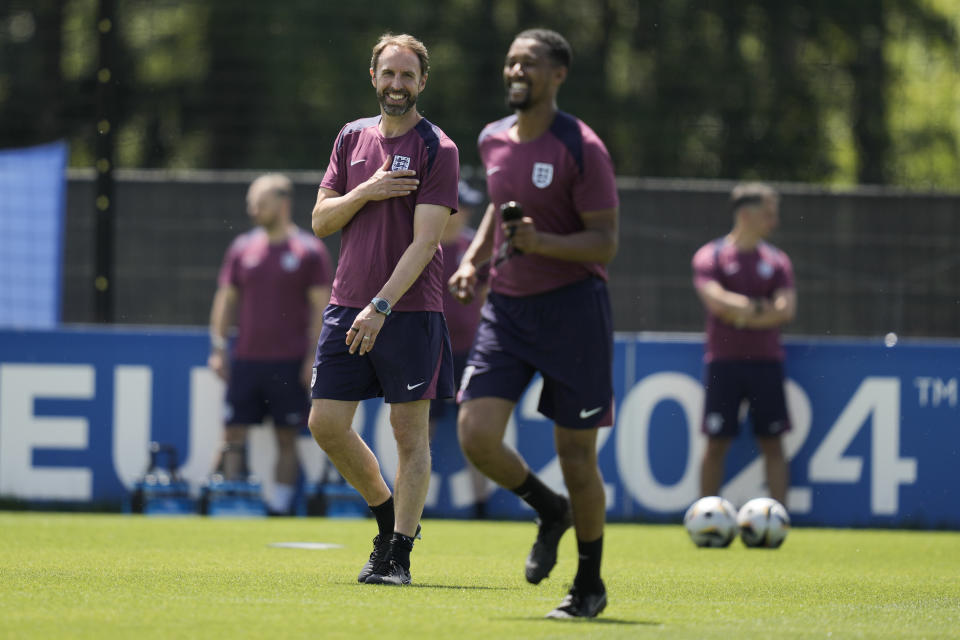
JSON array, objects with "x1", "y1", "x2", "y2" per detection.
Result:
[{"x1": 371, "y1": 297, "x2": 392, "y2": 316}]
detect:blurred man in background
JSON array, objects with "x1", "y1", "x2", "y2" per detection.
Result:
[
  {"x1": 449, "y1": 29, "x2": 619, "y2": 619},
  {"x1": 429, "y1": 179, "x2": 490, "y2": 519},
  {"x1": 691, "y1": 182, "x2": 797, "y2": 506},
  {"x1": 208, "y1": 173, "x2": 332, "y2": 515},
  {"x1": 307, "y1": 33, "x2": 459, "y2": 586}
]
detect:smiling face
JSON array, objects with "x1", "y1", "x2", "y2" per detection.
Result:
[
  {"x1": 371, "y1": 45, "x2": 426, "y2": 117},
  {"x1": 503, "y1": 37, "x2": 566, "y2": 111}
]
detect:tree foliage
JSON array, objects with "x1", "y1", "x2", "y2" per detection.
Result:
[{"x1": 0, "y1": 0, "x2": 957, "y2": 188}]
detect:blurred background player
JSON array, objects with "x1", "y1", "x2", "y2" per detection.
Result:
[
  {"x1": 208, "y1": 173, "x2": 332, "y2": 515},
  {"x1": 691, "y1": 181, "x2": 797, "y2": 506},
  {"x1": 307, "y1": 33, "x2": 459, "y2": 586},
  {"x1": 449, "y1": 29, "x2": 619, "y2": 619},
  {"x1": 429, "y1": 179, "x2": 490, "y2": 519}
]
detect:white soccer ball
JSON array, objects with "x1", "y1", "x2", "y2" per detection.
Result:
[
  {"x1": 683, "y1": 496, "x2": 739, "y2": 548},
  {"x1": 737, "y1": 497, "x2": 790, "y2": 548}
]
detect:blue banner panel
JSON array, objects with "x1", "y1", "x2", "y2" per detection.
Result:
[
  {"x1": 614, "y1": 337, "x2": 960, "y2": 529},
  {"x1": 0, "y1": 328, "x2": 957, "y2": 529},
  {"x1": 0, "y1": 141, "x2": 68, "y2": 328}
]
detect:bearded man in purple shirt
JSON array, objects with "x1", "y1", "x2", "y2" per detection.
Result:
[
  {"x1": 692, "y1": 182, "x2": 797, "y2": 506},
  {"x1": 308, "y1": 33, "x2": 459, "y2": 587},
  {"x1": 449, "y1": 29, "x2": 618, "y2": 619}
]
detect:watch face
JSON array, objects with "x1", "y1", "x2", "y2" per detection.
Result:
[{"x1": 374, "y1": 298, "x2": 390, "y2": 314}]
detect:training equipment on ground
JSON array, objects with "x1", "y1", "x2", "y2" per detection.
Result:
[
  {"x1": 737, "y1": 497, "x2": 791, "y2": 548},
  {"x1": 198, "y1": 473, "x2": 266, "y2": 517},
  {"x1": 306, "y1": 464, "x2": 368, "y2": 518},
  {"x1": 198, "y1": 443, "x2": 266, "y2": 517},
  {"x1": 683, "y1": 496, "x2": 739, "y2": 547},
  {"x1": 127, "y1": 442, "x2": 194, "y2": 515}
]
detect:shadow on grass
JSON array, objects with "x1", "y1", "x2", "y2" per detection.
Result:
[
  {"x1": 497, "y1": 616, "x2": 657, "y2": 626},
  {"x1": 353, "y1": 582, "x2": 512, "y2": 591}
]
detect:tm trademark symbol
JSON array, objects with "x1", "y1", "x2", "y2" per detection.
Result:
[{"x1": 914, "y1": 377, "x2": 958, "y2": 408}]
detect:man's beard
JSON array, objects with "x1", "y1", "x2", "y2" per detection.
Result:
[
  {"x1": 379, "y1": 89, "x2": 417, "y2": 116},
  {"x1": 507, "y1": 95, "x2": 531, "y2": 110},
  {"x1": 506, "y1": 83, "x2": 532, "y2": 110}
]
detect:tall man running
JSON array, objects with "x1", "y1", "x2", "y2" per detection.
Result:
[
  {"x1": 308, "y1": 33, "x2": 459, "y2": 586},
  {"x1": 449, "y1": 28, "x2": 619, "y2": 619}
]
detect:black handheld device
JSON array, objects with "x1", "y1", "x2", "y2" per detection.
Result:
[{"x1": 500, "y1": 200, "x2": 523, "y2": 223}]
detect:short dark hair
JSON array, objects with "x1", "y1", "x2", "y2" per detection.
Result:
[
  {"x1": 515, "y1": 28, "x2": 572, "y2": 69},
  {"x1": 371, "y1": 33, "x2": 430, "y2": 77},
  {"x1": 730, "y1": 182, "x2": 778, "y2": 214}
]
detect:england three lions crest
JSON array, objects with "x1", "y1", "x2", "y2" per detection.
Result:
[
  {"x1": 391, "y1": 155, "x2": 411, "y2": 171},
  {"x1": 532, "y1": 162, "x2": 553, "y2": 188}
]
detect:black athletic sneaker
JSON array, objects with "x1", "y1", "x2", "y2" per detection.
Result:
[
  {"x1": 357, "y1": 524, "x2": 420, "y2": 584},
  {"x1": 357, "y1": 534, "x2": 391, "y2": 583},
  {"x1": 545, "y1": 582, "x2": 607, "y2": 619},
  {"x1": 525, "y1": 497, "x2": 573, "y2": 584},
  {"x1": 363, "y1": 558, "x2": 411, "y2": 586}
]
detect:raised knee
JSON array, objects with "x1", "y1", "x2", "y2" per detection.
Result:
[
  {"x1": 457, "y1": 415, "x2": 489, "y2": 454},
  {"x1": 462, "y1": 427, "x2": 502, "y2": 468}
]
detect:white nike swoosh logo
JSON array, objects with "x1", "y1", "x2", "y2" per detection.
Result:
[
  {"x1": 579, "y1": 406, "x2": 603, "y2": 419},
  {"x1": 407, "y1": 381, "x2": 427, "y2": 390},
  {"x1": 350, "y1": 158, "x2": 366, "y2": 166},
  {"x1": 486, "y1": 166, "x2": 501, "y2": 176}
]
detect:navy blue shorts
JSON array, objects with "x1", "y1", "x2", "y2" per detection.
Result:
[
  {"x1": 311, "y1": 305, "x2": 455, "y2": 404},
  {"x1": 225, "y1": 359, "x2": 309, "y2": 427},
  {"x1": 429, "y1": 352, "x2": 468, "y2": 421},
  {"x1": 701, "y1": 360, "x2": 791, "y2": 438},
  {"x1": 458, "y1": 277, "x2": 614, "y2": 429}
]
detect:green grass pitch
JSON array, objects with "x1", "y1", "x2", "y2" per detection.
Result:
[{"x1": 1, "y1": 512, "x2": 958, "y2": 639}]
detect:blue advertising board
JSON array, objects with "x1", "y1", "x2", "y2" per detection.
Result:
[
  {"x1": 0, "y1": 327, "x2": 957, "y2": 528},
  {"x1": 0, "y1": 141, "x2": 68, "y2": 329}
]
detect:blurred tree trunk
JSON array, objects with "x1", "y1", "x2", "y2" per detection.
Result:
[
  {"x1": 36, "y1": 0, "x2": 64, "y2": 144},
  {"x1": 590, "y1": 0, "x2": 618, "y2": 152},
  {"x1": 0, "y1": 1, "x2": 64, "y2": 147},
  {"x1": 204, "y1": 3, "x2": 266, "y2": 169},
  {"x1": 850, "y1": 4, "x2": 890, "y2": 184},
  {"x1": 763, "y1": 0, "x2": 830, "y2": 181},
  {"x1": 717, "y1": 0, "x2": 750, "y2": 178}
]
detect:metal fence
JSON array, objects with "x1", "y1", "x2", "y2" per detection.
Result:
[{"x1": 62, "y1": 170, "x2": 960, "y2": 338}]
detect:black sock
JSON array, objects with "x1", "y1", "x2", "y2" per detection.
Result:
[
  {"x1": 390, "y1": 532, "x2": 415, "y2": 569},
  {"x1": 369, "y1": 496, "x2": 394, "y2": 538},
  {"x1": 473, "y1": 500, "x2": 487, "y2": 520},
  {"x1": 573, "y1": 536, "x2": 604, "y2": 593},
  {"x1": 511, "y1": 472, "x2": 565, "y2": 521}
]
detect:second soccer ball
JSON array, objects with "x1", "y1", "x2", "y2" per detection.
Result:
[{"x1": 737, "y1": 497, "x2": 790, "y2": 548}]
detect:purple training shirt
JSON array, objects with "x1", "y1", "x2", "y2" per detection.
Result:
[
  {"x1": 692, "y1": 238, "x2": 795, "y2": 362},
  {"x1": 321, "y1": 116, "x2": 460, "y2": 312},
  {"x1": 478, "y1": 111, "x2": 619, "y2": 297},
  {"x1": 218, "y1": 227, "x2": 333, "y2": 360}
]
